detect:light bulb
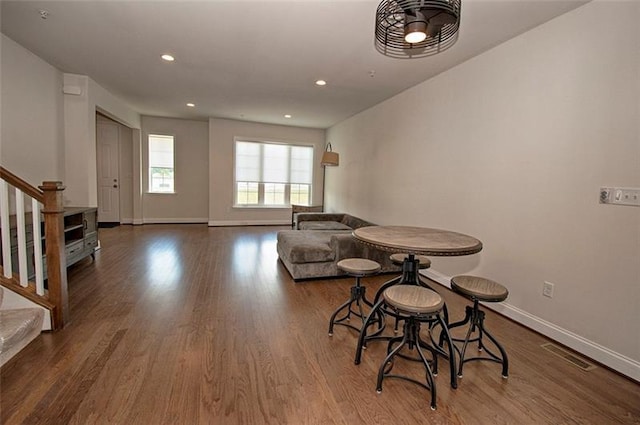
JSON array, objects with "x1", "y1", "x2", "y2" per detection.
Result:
[{"x1": 405, "y1": 30, "x2": 427, "y2": 43}]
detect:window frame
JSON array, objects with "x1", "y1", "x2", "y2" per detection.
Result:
[
  {"x1": 233, "y1": 138, "x2": 314, "y2": 208},
  {"x1": 147, "y1": 133, "x2": 176, "y2": 194}
]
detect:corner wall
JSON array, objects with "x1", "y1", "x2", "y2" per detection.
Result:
[
  {"x1": 0, "y1": 34, "x2": 63, "y2": 184},
  {"x1": 326, "y1": 1, "x2": 640, "y2": 379}
]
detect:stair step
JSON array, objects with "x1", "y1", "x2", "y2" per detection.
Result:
[{"x1": 0, "y1": 308, "x2": 44, "y2": 367}]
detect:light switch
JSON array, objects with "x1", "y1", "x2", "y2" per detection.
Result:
[{"x1": 600, "y1": 187, "x2": 640, "y2": 207}]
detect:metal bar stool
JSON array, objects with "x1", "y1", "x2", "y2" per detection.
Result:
[
  {"x1": 373, "y1": 285, "x2": 453, "y2": 410},
  {"x1": 445, "y1": 275, "x2": 509, "y2": 378},
  {"x1": 328, "y1": 258, "x2": 381, "y2": 336}
]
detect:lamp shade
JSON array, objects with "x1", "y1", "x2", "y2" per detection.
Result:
[
  {"x1": 321, "y1": 143, "x2": 339, "y2": 166},
  {"x1": 321, "y1": 151, "x2": 339, "y2": 166}
]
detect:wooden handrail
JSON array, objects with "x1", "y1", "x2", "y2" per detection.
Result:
[
  {"x1": 0, "y1": 167, "x2": 68, "y2": 330},
  {"x1": 0, "y1": 167, "x2": 44, "y2": 203}
]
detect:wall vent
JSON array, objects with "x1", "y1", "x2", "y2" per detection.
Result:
[{"x1": 541, "y1": 343, "x2": 597, "y2": 371}]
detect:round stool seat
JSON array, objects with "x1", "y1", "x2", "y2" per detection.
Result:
[
  {"x1": 337, "y1": 258, "x2": 381, "y2": 276},
  {"x1": 383, "y1": 285, "x2": 444, "y2": 315},
  {"x1": 389, "y1": 253, "x2": 432, "y2": 269},
  {"x1": 451, "y1": 275, "x2": 508, "y2": 302}
]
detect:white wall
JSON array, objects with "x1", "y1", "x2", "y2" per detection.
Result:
[
  {"x1": 141, "y1": 116, "x2": 209, "y2": 223},
  {"x1": 63, "y1": 74, "x2": 141, "y2": 207},
  {"x1": 326, "y1": 0, "x2": 640, "y2": 379},
  {"x1": 0, "y1": 34, "x2": 64, "y2": 184},
  {"x1": 209, "y1": 118, "x2": 326, "y2": 226}
]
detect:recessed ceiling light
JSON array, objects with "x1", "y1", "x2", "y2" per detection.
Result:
[
  {"x1": 284, "y1": 114, "x2": 292, "y2": 118},
  {"x1": 161, "y1": 54, "x2": 175, "y2": 62},
  {"x1": 186, "y1": 103, "x2": 195, "y2": 107},
  {"x1": 315, "y1": 80, "x2": 327, "y2": 86}
]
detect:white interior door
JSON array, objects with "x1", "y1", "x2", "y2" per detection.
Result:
[{"x1": 97, "y1": 120, "x2": 120, "y2": 223}]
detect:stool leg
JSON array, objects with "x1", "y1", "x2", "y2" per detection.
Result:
[
  {"x1": 455, "y1": 300, "x2": 509, "y2": 378},
  {"x1": 414, "y1": 334, "x2": 438, "y2": 410},
  {"x1": 457, "y1": 315, "x2": 476, "y2": 378},
  {"x1": 435, "y1": 313, "x2": 458, "y2": 389},
  {"x1": 376, "y1": 329, "x2": 409, "y2": 392},
  {"x1": 354, "y1": 298, "x2": 385, "y2": 365},
  {"x1": 328, "y1": 297, "x2": 356, "y2": 336},
  {"x1": 473, "y1": 312, "x2": 510, "y2": 378},
  {"x1": 439, "y1": 304, "x2": 472, "y2": 349},
  {"x1": 376, "y1": 319, "x2": 438, "y2": 410},
  {"x1": 329, "y1": 277, "x2": 371, "y2": 336}
]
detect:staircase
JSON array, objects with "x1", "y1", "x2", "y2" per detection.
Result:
[
  {"x1": 0, "y1": 286, "x2": 44, "y2": 366},
  {"x1": 0, "y1": 167, "x2": 69, "y2": 348}
]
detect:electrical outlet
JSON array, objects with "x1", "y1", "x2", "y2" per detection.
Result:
[{"x1": 543, "y1": 281, "x2": 554, "y2": 298}]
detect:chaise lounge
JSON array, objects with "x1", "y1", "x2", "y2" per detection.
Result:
[{"x1": 277, "y1": 213, "x2": 400, "y2": 281}]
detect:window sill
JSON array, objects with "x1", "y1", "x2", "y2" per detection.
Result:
[
  {"x1": 146, "y1": 191, "x2": 176, "y2": 195},
  {"x1": 233, "y1": 205, "x2": 291, "y2": 209}
]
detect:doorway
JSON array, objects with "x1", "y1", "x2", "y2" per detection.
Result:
[{"x1": 96, "y1": 114, "x2": 124, "y2": 226}]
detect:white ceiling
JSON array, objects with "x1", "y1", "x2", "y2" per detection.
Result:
[{"x1": 1, "y1": 0, "x2": 587, "y2": 129}]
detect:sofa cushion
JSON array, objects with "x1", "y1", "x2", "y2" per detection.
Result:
[
  {"x1": 298, "y1": 221, "x2": 352, "y2": 231},
  {"x1": 277, "y1": 231, "x2": 336, "y2": 263},
  {"x1": 341, "y1": 214, "x2": 373, "y2": 230}
]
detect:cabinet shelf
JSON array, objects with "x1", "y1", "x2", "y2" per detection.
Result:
[{"x1": 1, "y1": 206, "x2": 98, "y2": 280}]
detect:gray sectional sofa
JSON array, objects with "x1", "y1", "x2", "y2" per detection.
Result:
[{"x1": 277, "y1": 213, "x2": 400, "y2": 281}]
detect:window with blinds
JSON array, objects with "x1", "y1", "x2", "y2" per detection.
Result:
[
  {"x1": 148, "y1": 134, "x2": 175, "y2": 193},
  {"x1": 234, "y1": 140, "x2": 313, "y2": 206}
]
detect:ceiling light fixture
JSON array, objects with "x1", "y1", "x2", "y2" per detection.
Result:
[
  {"x1": 375, "y1": 0, "x2": 461, "y2": 59},
  {"x1": 186, "y1": 103, "x2": 195, "y2": 107},
  {"x1": 284, "y1": 114, "x2": 292, "y2": 118},
  {"x1": 161, "y1": 54, "x2": 175, "y2": 62},
  {"x1": 315, "y1": 80, "x2": 327, "y2": 86}
]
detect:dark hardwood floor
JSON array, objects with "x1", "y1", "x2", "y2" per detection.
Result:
[{"x1": 1, "y1": 225, "x2": 638, "y2": 424}]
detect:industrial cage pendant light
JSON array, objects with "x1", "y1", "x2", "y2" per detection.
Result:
[{"x1": 375, "y1": 0, "x2": 461, "y2": 59}]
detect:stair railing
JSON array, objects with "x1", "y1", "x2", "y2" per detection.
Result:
[{"x1": 0, "y1": 167, "x2": 68, "y2": 330}]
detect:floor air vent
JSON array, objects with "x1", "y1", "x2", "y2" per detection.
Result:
[{"x1": 541, "y1": 343, "x2": 597, "y2": 371}]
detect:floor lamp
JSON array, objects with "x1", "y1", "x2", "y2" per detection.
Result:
[{"x1": 321, "y1": 143, "x2": 339, "y2": 205}]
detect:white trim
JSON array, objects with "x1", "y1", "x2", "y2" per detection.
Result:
[
  {"x1": 143, "y1": 217, "x2": 208, "y2": 224},
  {"x1": 0, "y1": 180, "x2": 12, "y2": 278},
  {"x1": 15, "y1": 189, "x2": 28, "y2": 287},
  {"x1": 31, "y1": 199, "x2": 44, "y2": 295},
  {"x1": 120, "y1": 218, "x2": 133, "y2": 224},
  {"x1": 208, "y1": 220, "x2": 289, "y2": 227},
  {"x1": 421, "y1": 269, "x2": 640, "y2": 381}
]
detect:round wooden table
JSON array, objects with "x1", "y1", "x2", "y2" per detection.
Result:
[
  {"x1": 352, "y1": 225, "x2": 483, "y2": 257},
  {"x1": 352, "y1": 225, "x2": 483, "y2": 389},
  {"x1": 353, "y1": 225, "x2": 482, "y2": 292}
]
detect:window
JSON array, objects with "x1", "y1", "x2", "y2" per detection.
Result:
[
  {"x1": 148, "y1": 134, "x2": 175, "y2": 193},
  {"x1": 290, "y1": 184, "x2": 310, "y2": 205},
  {"x1": 234, "y1": 140, "x2": 313, "y2": 206}
]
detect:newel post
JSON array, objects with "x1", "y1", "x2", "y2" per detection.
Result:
[{"x1": 40, "y1": 181, "x2": 68, "y2": 330}]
